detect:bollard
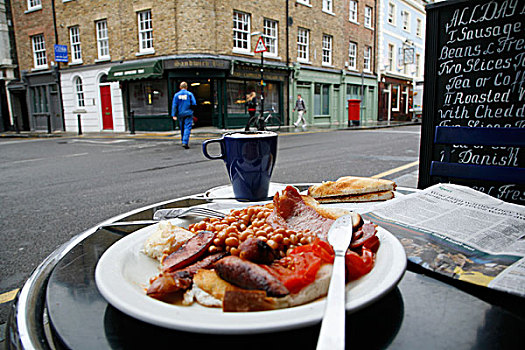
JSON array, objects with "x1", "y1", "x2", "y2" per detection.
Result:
[
  {"x1": 47, "y1": 115, "x2": 52, "y2": 134},
  {"x1": 129, "y1": 110, "x2": 135, "y2": 135},
  {"x1": 77, "y1": 114, "x2": 82, "y2": 135}
]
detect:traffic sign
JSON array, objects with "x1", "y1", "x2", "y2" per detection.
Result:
[{"x1": 254, "y1": 36, "x2": 267, "y2": 53}]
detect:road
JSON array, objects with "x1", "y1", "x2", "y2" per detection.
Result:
[{"x1": 0, "y1": 125, "x2": 421, "y2": 325}]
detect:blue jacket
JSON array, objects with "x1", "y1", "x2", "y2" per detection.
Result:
[{"x1": 171, "y1": 89, "x2": 196, "y2": 118}]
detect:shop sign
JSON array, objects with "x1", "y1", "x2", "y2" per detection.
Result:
[{"x1": 166, "y1": 59, "x2": 230, "y2": 70}]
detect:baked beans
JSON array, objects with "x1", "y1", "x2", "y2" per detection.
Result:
[{"x1": 188, "y1": 205, "x2": 318, "y2": 256}]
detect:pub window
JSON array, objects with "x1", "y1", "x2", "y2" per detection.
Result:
[
  {"x1": 349, "y1": 0, "x2": 358, "y2": 23},
  {"x1": 138, "y1": 10, "x2": 154, "y2": 53},
  {"x1": 96, "y1": 19, "x2": 110, "y2": 60},
  {"x1": 363, "y1": 46, "x2": 371, "y2": 72},
  {"x1": 322, "y1": 0, "x2": 333, "y2": 13},
  {"x1": 388, "y1": 3, "x2": 396, "y2": 25},
  {"x1": 226, "y1": 79, "x2": 279, "y2": 115},
  {"x1": 364, "y1": 6, "x2": 373, "y2": 29},
  {"x1": 27, "y1": 0, "x2": 41, "y2": 11},
  {"x1": 227, "y1": 80, "x2": 246, "y2": 114},
  {"x1": 322, "y1": 34, "x2": 332, "y2": 66},
  {"x1": 31, "y1": 86, "x2": 48, "y2": 113},
  {"x1": 130, "y1": 80, "x2": 168, "y2": 116},
  {"x1": 348, "y1": 41, "x2": 357, "y2": 70},
  {"x1": 31, "y1": 34, "x2": 47, "y2": 69},
  {"x1": 263, "y1": 18, "x2": 278, "y2": 56},
  {"x1": 74, "y1": 77, "x2": 85, "y2": 107},
  {"x1": 401, "y1": 11, "x2": 410, "y2": 32},
  {"x1": 69, "y1": 26, "x2": 82, "y2": 63},
  {"x1": 346, "y1": 84, "x2": 361, "y2": 100},
  {"x1": 391, "y1": 84, "x2": 400, "y2": 111},
  {"x1": 387, "y1": 43, "x2": 394, "y2": 71},
  {"x1": 233, "y1": 11, "x2": 250, "y2": 52},
  {"x1": 314, "y1": 83, "x2": 330, "y2": 115},
  {"x1": 297, "y1": 27, "x2": 309, "y2": 62}
]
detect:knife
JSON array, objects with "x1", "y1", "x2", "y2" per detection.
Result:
[{"x1": 316, "y1": 214, "x2": 354, "y2": 350}]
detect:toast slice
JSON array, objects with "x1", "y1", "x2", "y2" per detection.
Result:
[{"x1": 308, "y1": 176, "x2": 396, "y2": 203}]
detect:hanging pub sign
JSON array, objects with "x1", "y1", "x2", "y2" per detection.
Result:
[{"x1": 418, "y1": 0, "x2": 525, "y2": 204}]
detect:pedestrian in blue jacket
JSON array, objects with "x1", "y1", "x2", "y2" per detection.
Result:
[{"x1": 172, "y1": 81, "x2": 196, "y2": 149}]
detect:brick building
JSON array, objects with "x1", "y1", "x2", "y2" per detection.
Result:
[
  {"x1": 8, "y1": 0, "x2": 64, "y2": 132},
  {"x1": 8, "y1": 0, "x2": 382, "y2": 132}
]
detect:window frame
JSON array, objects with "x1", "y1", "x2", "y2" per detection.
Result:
[
  {"x1": 96, "y1": 19, "x2": 110, "y2": 60},
  {"x1": 387, "y1": 43, "x2": 395, "y2": 71},
  {"x1": 388, "y1": 2, "x2": 396, "y2": 25},
  {"x1": 69, "y1": 26, "x2": 82, "y2": 63},
  {"x1": 137, "y1": 10, "x2": 154, "y2": 54},
  {"x1": 349, "y1": 0, "x2": 358, "y2": 23},
  {"x1": 233, "y1": 10, "x2": 251, "y2": 53},
  {"x1": 74, "y1": 76, "x2": 85, "y2": 108},
  {"x1": 322, "y1": 34, "x2": 332, "y2": 66},
  {"x1": 363, "y1": 46, "x2": 371, "y2": 72},
  {"x1": 401, "y1": 10, "x2": 410, "y2": 32},
  {"x1": 391, "y1": 84, "x2": 400, "y2": 112},
  {"x1": 364, "y1": 6, "x2": 373, "y2": 29},
  {"x1": 263, "y1": 18, "x2": 278, "y2": 56},
  {"x1": 31, "y1": 34, "x2": 47, "y2": 69},
  {"x1": 416, "y1": 18, "x2": 423, "y2": 37},
  {"x1": 322, "y1": 0, "x2": 333, "y2": 14},
  {"x1": 296, "y1": 0, "x2": 311, "y2": 6},
  {"x1": 415, "y1": 53, "x2": 421, "y2": 77},
  {"x1": 348, "y1": 41, "x2": 357, "y2": 70},
  {"x1": 27, "y1": 0, "x2": 42, "y2": 11},
  {"x1": 297, "y1": 27, "x2": 309, "y2": 62}
]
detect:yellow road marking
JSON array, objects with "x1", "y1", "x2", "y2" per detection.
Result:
[
  {"x1": 371, "y1": 160, "x2": 419, "y2": 179},
  {"x1": 0, "y1": 288, "x2": 19, "y2": 304}
]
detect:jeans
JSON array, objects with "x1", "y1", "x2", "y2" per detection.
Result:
[{"x1": 179, "y1": 115, "x2": 193, "y2": 145}]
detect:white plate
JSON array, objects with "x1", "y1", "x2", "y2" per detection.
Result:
[
  {"x1": 95, "y1": 216, "x2": 406, "y2": 334},
  {"x1": 204, "y1": 182, "x2": 288, "y2": 200}
]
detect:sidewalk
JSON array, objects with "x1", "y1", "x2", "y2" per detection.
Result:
[{"x1": 0, "y1": 120, "x2": 420, "y2": 139}]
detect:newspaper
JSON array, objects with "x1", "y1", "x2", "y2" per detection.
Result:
[{"x1": 363, "y1": 183, "x2": 525, "y2": 297}]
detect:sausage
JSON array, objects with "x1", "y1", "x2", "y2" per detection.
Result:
[
  {"x1": 148, "y1": 252, "x2": 228, "y2": 299},
  {"x1": 215, "y1": 256, "x2": 289, "y2": 297},
  {"x1": 238, "y1": 238, "x2": 278, "y2": 264},
  {"x1": 162, "y1": 230, "x2": 216, "y2": 273}
]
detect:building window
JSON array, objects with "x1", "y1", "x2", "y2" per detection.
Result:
[
  {"x1": 27, "y1": 0, "x2": 41, "y2": 11},
  {"x1": 233, "y1": 11, "x2": 250, "y2": 52},
  {"x1": 415, "y1": 53, "x2": 421, "y2": 77},
  {"x1": 322, "y1": 34, "x2": 332, "y2": 65},
  {"x1": 364, "y1": 46, "x2": 371, "y2": 72},
  {"x1": 349, "y1": 0, "x2": 358, "y2": 23},
  {"x1": 31, "y1": 86, "x2": 48, "y2": 113},
  {"x1": 322, "y1": 0, "x2": 333, "y2": 13},
  {"x1": 348, "y1": 41, "x2": 357, "y2": 70},
  {"x1": 31, "y1": 34, "x2": 47, "y2": 69},
  {"x1": 69, "y1": 26, "x2": 82, "y2": 63},
  {"x1": 297, "y1": 27, "x2": 309, "y2": 62},
  {"x1": 401, "y1": 11, "x2": 410, "y2": 31},
  {"x1": 96, "y1": 20, "x2": 110, "y2": 60},
  {"x1": 364, "y1": 6, "x2": 373, "y2": 28},
  {"x1": 74, "y1": 77, "x2": 85, "y2": 107},
  {"x1": 297, "y1": 0, "x2": 311, "y2": 5},
  {"x1": 416, "y1": 18, "x2": 423, "y2": 37},
  {"x1": 314, "y1": 83, "x2": 330, "y2": 115},
  {"x1": 391, "y1": 84, "x2": 400, "y2": 111},
  {"x1": 387, "y1": 43, "x2": 394, "y2": 71},
  {"x1": 263, "y1": 18, "x2": 278, "y2": 55},
  {"x1": 138, "y1": 10, "x2": 154, "y2": 53},
  {"x1": 388, "y1": 3, "x2": 396, "y2": 25}
]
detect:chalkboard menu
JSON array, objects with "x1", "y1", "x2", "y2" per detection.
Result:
[{"x1": 418, "y1": 0, "x2": 525, "y2": 204}]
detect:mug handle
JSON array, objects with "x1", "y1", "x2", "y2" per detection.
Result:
[{"x1": 202, "y1": 138, "x2": 225, "y2": 160}]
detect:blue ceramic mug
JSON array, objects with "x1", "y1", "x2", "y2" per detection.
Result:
[{"x1": 202, "y1": 131, "x2": 278, "y2": 201}]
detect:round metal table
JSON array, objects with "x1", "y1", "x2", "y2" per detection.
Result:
[{"x1": 6, "y1": 186, "x2": 525, "y2": 349}]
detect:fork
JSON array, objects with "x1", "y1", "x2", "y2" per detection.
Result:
[{"x1": 153, "y1": 207, "x2": 226, "y2": 220}]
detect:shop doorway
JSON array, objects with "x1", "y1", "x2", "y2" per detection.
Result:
[{"x1": 173, "y1": 80, "x2": 214, "y2": 127}]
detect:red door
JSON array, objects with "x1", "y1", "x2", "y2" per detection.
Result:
[{"x1": 100, "y1": 85, "x2": 114, "y2": 130}]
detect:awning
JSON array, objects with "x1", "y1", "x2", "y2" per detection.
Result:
[{"x1": 107, "y1": 60, "x2": 163, "y2": 81}]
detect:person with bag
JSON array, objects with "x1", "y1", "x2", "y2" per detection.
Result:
[
  {"x1": 293, "y1": 94, "x2": 307, "y2": 128},
  {"x1": 246, "y1": 91, "x2": 257, "y2": 119},
  {"x1": 172, "y1": 81, "x2": 197, "y2": 149}
]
